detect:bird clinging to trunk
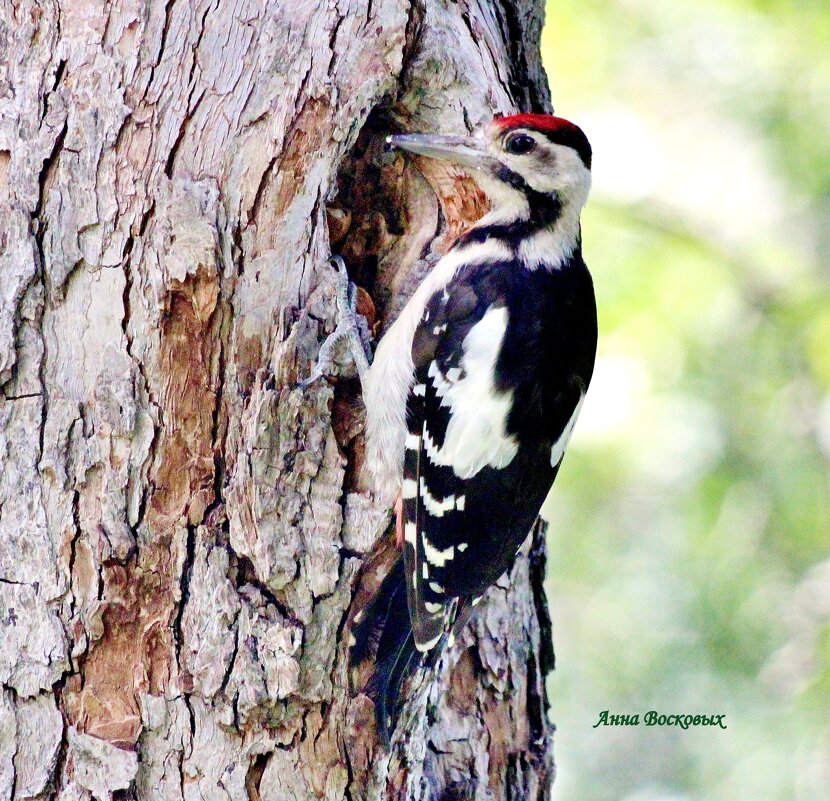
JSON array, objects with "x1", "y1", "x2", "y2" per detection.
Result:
[{"x1": 316, "y1": 113, "x2": 597, "y2": 745}]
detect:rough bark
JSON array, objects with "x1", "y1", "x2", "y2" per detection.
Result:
[{"x1": 0, "y1": 1, "x2": 555, "y2": 799}]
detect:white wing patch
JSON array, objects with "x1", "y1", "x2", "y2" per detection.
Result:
[
  {"x1": 424, "y1": 306, "x2": 519, "y2": 479},
  {"x1": 550, "y1": 393, "x2": 585, "y2": 466}
]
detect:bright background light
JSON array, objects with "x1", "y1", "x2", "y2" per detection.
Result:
[{"x1": 540, "y1": 2, "x2": 830, "y2": 799}]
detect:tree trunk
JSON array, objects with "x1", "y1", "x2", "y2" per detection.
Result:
[{"x1": 0, "y1": 1, "x2": 555, "y2": 799}]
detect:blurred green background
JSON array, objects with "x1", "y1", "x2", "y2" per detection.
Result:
[{"x1": 539, "y1": 1, "x2": 830, "y2": 799}]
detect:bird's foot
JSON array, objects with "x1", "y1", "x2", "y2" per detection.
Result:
[{"x1": 301, "y1": 256, "x2": 372, "y2": 387}]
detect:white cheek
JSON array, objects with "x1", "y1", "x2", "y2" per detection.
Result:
[{"x1": 527, "y1": 147, "x2": 591, "y2": 202}]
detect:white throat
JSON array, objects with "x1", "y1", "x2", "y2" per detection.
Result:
[
  {"x1": 519, "y1": 199, "x2": 583, "y2": 270},
  {"x1": 467, "y1": 188, "x2": 584, "y2": 271}
]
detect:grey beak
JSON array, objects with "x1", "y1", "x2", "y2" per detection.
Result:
[{"x1": 386, "y1": 133, "x2": 492, "y2": 172}]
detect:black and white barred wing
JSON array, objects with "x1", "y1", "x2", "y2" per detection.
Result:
[
  {"x1": 400, "y1": 260, "x2": 596, "y2": 654},
  {"x1": 401, "y1": 278, "x2": 522, "y2": 652}
]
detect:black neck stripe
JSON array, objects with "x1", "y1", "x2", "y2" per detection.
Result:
[
  {"x1": 494, "y1": 165, "x2": 561, "y2": 227},
  {"x1": 456, "y1": 166, "x2": 561, "y2": 247}
]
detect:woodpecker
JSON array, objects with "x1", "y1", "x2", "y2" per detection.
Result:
[{"x1": 336, "y1": 113, "x2": 596, "y2": 743}]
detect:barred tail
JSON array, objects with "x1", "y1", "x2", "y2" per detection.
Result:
[{"x1": 349, "y1": 556, "x2": 423, "y2": 746}]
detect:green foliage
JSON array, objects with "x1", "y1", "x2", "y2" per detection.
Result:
[{"x1": 540, "y1": 1, "x2": 830, "y2": 799}]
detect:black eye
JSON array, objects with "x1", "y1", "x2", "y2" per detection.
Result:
[{"x1": 504, "y1": 133, "x2": 536, "y2": 155}]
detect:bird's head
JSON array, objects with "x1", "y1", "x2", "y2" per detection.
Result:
[{"x1": 387, "y1": 114, "x2": 592, "y2": 221}]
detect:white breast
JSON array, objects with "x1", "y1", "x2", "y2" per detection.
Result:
[{"x1": 362, "y1": 240, "x2": 512, "y2": 503}]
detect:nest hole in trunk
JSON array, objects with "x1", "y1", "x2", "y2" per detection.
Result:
[
  {"x1": 325, "y1": 106, "x2": 490, "y2": 492},
  {"x1": 326, "y1": 107, "x2": 444, "y2": 492}
]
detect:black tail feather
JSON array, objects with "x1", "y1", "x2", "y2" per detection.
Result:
[
  {"x1": 373, "y1": 626, "x2": 419, "y2": 746},
  {"x1": 349, "y1": 556, "x2": 424, "y2": 746}
]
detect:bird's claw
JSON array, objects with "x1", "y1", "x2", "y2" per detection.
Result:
[{"x1": 301, "y1": 255, "x2": 372, "y2": 387}]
